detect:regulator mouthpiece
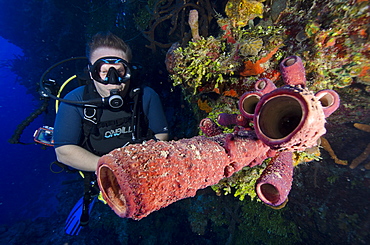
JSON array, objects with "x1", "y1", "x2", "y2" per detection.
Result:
[{"x1": 107, "y1": 89, "x2": 123, "y2": 108}]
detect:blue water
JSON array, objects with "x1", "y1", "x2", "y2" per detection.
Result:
[{"x1": 0, "y1": 37, "x2": 68, "y2": 225}]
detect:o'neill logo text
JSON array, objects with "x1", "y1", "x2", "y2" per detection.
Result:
[{"x1": 105, "y1": 126, "x2": 132, "y2": 138}]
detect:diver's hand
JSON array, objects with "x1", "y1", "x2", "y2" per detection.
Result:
[{"x1": 154, "y1": 133, "x2": 168, "y2": 141}]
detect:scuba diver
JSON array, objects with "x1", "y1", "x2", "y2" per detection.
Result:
[{"x1": 52, "y1": 32, "x2": 169, "y2": 235}]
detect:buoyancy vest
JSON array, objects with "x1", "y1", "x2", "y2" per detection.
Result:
[{"x1": 80, "y1": 83, "x2": 152, "y2": 156}]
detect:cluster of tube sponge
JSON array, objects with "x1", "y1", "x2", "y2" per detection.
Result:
[{"x1": 96, "y1": 56, "x2": 340, "y2": 220}]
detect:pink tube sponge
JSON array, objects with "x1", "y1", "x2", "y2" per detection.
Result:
[
  {"x1": 256, "y1": 151, "x2": 294, "y2": 207},
  {"x1": 280, "y1": 56, "x2": 306, "y2": 86},
  {"x1": 254, "y1": 86, "x2": 326, "y2": 151},
  {"x1": 97, "y1": 133, "x2": 272, "y2": 219},
  {"x1": 97, "y1": 137, "x2": 230, "y2": 220},
  {"x1": 199, "y1": 118, "x2": 223, "y2": 137},
  {"x1": 315, "y1": 89, "x2": 340, "y2": 118}
]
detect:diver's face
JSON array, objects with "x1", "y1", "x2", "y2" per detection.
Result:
[{"x1": 90, "y1": 47, "x2": 130, "y2": 98}]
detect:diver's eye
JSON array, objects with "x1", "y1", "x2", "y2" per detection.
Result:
[
  {"x1": 99, "y1": 70, "x2": 108, "y2": 79},
  {"x1": 117, "y1": 68, "x2": 126, "y2": 76}
]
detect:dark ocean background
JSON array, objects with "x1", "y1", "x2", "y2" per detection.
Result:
[
  {"x1": 0, "y1": 36, "x2": 63, "y2": 225},
  {"x1": 1, "y1": 0, "x2": 370, "y2": 245}
]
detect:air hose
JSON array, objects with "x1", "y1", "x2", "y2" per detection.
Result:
[
  {"x1": 8, "y1": 98, "x2": 50, "y2": 145},
  {"x1": 9, "y1": 56, "x2": 87, "y2": 145}
]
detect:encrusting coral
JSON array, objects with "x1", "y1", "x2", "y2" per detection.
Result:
[
  {"x1": 300, "y1": 1, "x2": 370, "y2": 89},
  {"x1": 197, "y1": 99, "x2": 213, "y2": 113},
  {"x1": 239, "y1": 38, "x2": 263, "y2": 56},
  {"x1": 224, "y1": 0, "x2": 265, "y2": 27},
  {"x1": 239, "y1": 44, "x2": 282, "y2": 76}
]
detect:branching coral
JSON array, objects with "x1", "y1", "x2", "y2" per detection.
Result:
[
  {"x1": 321, "y1": 122, "x2": 370, "y2": 170},
  {"x1": 320, "y1": 137, "x2": 348, "y2": 166},
  {"x1": 350, "y1": 144, "x2": 370, "y2": 169},
  {"x1": 140, "y1": 0, "x2": 215, "y2": 52}
]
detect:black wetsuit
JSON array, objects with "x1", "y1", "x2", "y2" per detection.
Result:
[{"x1": 53, "y1": 84, "x2": 168, "y2": 156}]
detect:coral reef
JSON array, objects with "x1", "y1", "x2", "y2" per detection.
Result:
[
  {"x1": 164, "y1": 1, "x2": 370, "y2": 213},
  {"x1": 284, "y1": 0, "x2": 370, "y2": 89},
  {"x1": 97, "y1": 56, "x2": 339, "y2": 218},
  {"x1": 168, "y1": 20, "x2": 285, "y2": 94},
  {"x1": 165, "y1": 0, "x2": 370, "y2": 98}
]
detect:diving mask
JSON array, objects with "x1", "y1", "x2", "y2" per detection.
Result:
[{"x1": 90, "y1": 56, "x2": 131, "y2": 84}]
